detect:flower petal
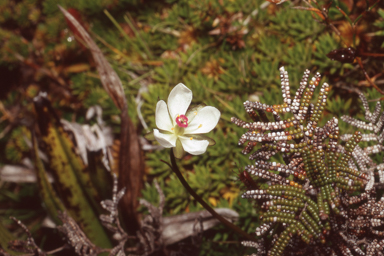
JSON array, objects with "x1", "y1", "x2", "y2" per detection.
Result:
[
  {"x1": 184, "y1": 106, "x2": 221, "y2": 134},
  {"x1": 168, "y1": 83, "x2": 192, "y2": 121},
  {"x1": 179, "y1": 136, "x2": 209, "y2": 155},
  {"x1": 186, "y1": 103, "x2": 206, "y2": 123},
  {"x1": 184, "y1": 134, "x2": 216, "y2": 146},
  {"x1": 156, "y1": 100, "x2": 173, "y2": 131},
  {"x1": 154, "y1": 129, "x2": 177, "y2": 148}
]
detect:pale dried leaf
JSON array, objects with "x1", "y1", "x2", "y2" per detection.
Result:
[
  {"x1": 161, "y1": 208, "x2": 239, "y2": 245},
  {"x1": 61, "y1": 119, "x2": 113, "y2": 169},
  {"x1": 86, "y1": 105, "x2": 103, "y2": 125},
  {"x1": 0, "y1": 165, "x2": 54, "y2": 183}
]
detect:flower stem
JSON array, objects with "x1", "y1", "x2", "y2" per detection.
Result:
[{"x1": 168, "y1": 150, "x2": 257, "y2": 242}]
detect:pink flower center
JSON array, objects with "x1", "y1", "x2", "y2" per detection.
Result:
[{"x1": 175, "y1": 114, "x2": 188, "y2": 128}]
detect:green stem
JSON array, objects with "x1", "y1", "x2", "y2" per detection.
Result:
[
  {"x1": 168, "y1": 150, "x2": 258, "y2": 242},
  {"x1": 104, "y1": 10, "x2": 131, "y2": 43}
]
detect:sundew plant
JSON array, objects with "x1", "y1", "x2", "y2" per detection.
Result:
[
  {"x1": 0, "y1": 0, "x2": 383, "y2": 256},
  {"x1": 233, "y1": 67, "x2": 384, "y2": 255}
]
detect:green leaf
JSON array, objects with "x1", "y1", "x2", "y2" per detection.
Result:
[
  {"x1": 32, "y1": 132, "x2": 66, "y2": 224},
  {"x1": 87, "y1": 150, "x2": 113, "y2": 200},
  {"x1": 33, "y1": 95, "x2": 112, "y2": 248}
]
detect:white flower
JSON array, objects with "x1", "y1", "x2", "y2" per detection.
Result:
[{"x1": 153, "y1": 83, "x2": 221, "y2": 158}]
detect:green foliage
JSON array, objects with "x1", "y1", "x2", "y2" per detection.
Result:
[
  {"x1": 326, "y1": 94, "x2": 352, "y2": 116},
  {"x1": 33, "y1": 97, "x2": 112, "y2": 248},
  {"x1": 32, "y1": 134, "x2": 66, "y2": 224},
  {"x1": 0, "y1": 220, "x2": 19, "y2": 255},
  {"x1": 5, "y1": 128, "x2": 30, "y2": 163},
  {"x1": 312, "y1": 33, "x2": 339, "y2": 74},
  {"x1": 374, "y1": 9, "x2": 384, "y2": 46}
]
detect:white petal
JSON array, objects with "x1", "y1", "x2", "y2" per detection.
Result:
[
  {"x1": 168, "y1": 83, "x2": 192, "y2": 121},
  {"x1": 154, "y1": 129, "x2": 177, "y2": 148},
  {"x1": 186, "y1": 104, "x2": 206, "y2": 123},
  {"x1": 156, "y1": 100, "x2": 173, "y2": 131},
  {"x1": 179, "y1": 136, "x2": 209, "y2": 155},
  {"x1": 184, "y1": 106, "x2": 220, "y2": 134}
]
